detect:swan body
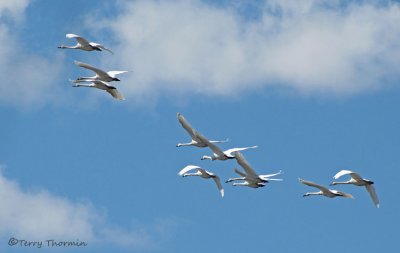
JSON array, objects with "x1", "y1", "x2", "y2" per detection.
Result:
[
  {"x1": 226, "y1": 151, "x2": 283, "y2": 188},
  {"x1": 58, "y1": 33, "x2": 113, "y2": 53},
  {"x1": 178, "y1": 165, "x2": 224, "y2": 197},
  {"x1": 74, "y1": 61, "x2": 128, "y2": 82},
  {"x1": 299, "y1": 178, "x2": 353, "y2": 198},
  {"x1": 176, "y1": 113, "x2": 228, "y2": 147},
  {"x1": 331, "y1": 170, "x2": 379, "y2": 208},
  {"x1": 72, "y1": 80, "x2": 125, "y2": 100},
  {"x1": 195, "y1": 132, "x2": 257, "y2": 161}
]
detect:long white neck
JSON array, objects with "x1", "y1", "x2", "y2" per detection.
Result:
[
  {"x1": 201, "y1": 155, "x2": 213, "y2": 161},
  {"x1": 58, "y1": 45, "x2": 79, "y2": 49},
  {"x1": 331, "y1": 180, "x2": 351, "y2": 186},
  {"x1": 232, "y1": 182, "x2": 249, "y2": 187},
  {"x1": 304, "y1": 191, "x2": 322, "y2": 197},
  {"x1": 176, "y1": 142, "x2": 193, "y2": 147},
  {"x1": 183, "y1": 172, "x2": 201, "y2": 177},
  {"x1": 226, "y1": 177, "x2": 245, "y2": 183},
  {"x1": 74, "y1": 83, "x2": 94, "y2": 88},
  {"x1": 76, "y1": 76, "x2": 97, "y2": 82}
]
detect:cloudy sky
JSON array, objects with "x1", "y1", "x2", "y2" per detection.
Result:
[{"x1": 1, "y1": 0, "x2": 399, "y2": 252}]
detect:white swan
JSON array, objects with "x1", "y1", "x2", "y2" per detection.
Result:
[
  {"x1": 74, "y1": 61, "x2": 128, "y2": 82},
  {"x1": 299, "y1": 178, "x2": 353, "y2": 198},
  {"x1": 58, "y1": 33, "x2": 113, "y2": 54},
  {"x1": 72, "y1": 80, "x2": 125, "y2": 100},
  {"x1": 178, "y1": 165, "x2": 224, "y2": 198},
  {"x1": 225, "y1": 151, "x2": 282, "y2": 188},
  {"x1": 176, "y1": 113, "x2": 228, "y2": 147},
  {"x1": 331, "y1": 170, "x2": 379, "y2": 208},
  {"x1": 195, "y1": 132, "x2": 257, "y2": 161}
]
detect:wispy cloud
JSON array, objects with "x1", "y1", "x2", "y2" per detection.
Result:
[
  {"x1": 0, "y1": 0, "x2": 64, "y2": 108},
  {"x1": 0, "y1": 168, "x2": 177, "y2": 250},
  {"x1": 0, "y1": 0, "x2": 29, "y2": 21},
  {"x1": 91, "y1": 0, "x2": 400, "y2": 101}
]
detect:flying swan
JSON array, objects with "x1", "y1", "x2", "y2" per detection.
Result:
[
  {"x1": 176, "y1": 113, "x2": 228, "y2": 147},
  {"x1": 74, "y1": 61, "x2": 128, "y2": 83},
  {"x1": 299, "y1": 178, "x2": 353, "y2": 199},
  {"x1": 58, "y1": 33, "x2": 113, "y2": 53},
  {"x1": 178, "y1": 165, "x2": 224, "y2": 198},
  {"x1": 195, "y1": 132, "x2": 257, "y2": 161},
  {"x1": 72, "y1": 80, "x2": 125, "y2": 100},
  {"x1": 331, "y1": 170, "x2": 379, "y2": 208},
  {"x1": 225, "y1": 151, "x2": 283, "y2": 188}
]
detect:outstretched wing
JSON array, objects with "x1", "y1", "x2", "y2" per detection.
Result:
[
  {"x1": 107, "y1": 70, "x2": 129, "y2": 78},
  {"x1": 234, "y1": 151, "x2": 258, "y2": 178},
  {"x1": 195, "y1": 132, "x2": 224, "y2": 156},
  {"x1": 177, "y1": 113, "x2": 197, "y2": 139},
  {"x1": 333, "y1": 170, "x2": 363, "y2": 181},
  {"x1": 332, "y1": 190, "x2": 354, "y2": 199},
  {"x1": 259, "y1": 170, "x2": 283, "y2": 181},
  {"x1": 66, "y1": 33, "x2": 90, "y2": 46},
  {"x1": 178, "y1": 165, "x2": 200, "y2": 176},
  {"x1": 299, "y1": 178, "x2": 330, "y2": 194},
  {"x1": 90, "y1": 43, "x2": 114, "y2": 54},
  {"x1": 74, "y1": 61, "x2": 108, "y2": 76},
  {"x1": 366, "y1": 184, "x2": 379, "y2": 208},
  {"x1": 212, "y1": 176, "x2": 224, "y2": 198},
  {"x1": 224, "y1": 146, "x2": 258, "y2": 157},
  {"x1": 234, "y1": 168, "x2": 247, "y2": 177},
  {"x1": 106, "y1": 88, "x2": 125, "y2": 100}
]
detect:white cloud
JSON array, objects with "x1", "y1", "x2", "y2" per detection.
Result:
[
  {"x1": 0, "y1": 169, "x2": 176, "y2": 250},
  {"x1": 0, "y1": 0, "x2": 29, "y2": 20},
  {"x1": 0, "y1": 1, "x2": 64, "y2": 108},
  {"x1": 93, "y1": 0, "x2": 400, "y2": 101},
  {"x1": 0, "y1": 170, "x2": 96, "y2": 240}
]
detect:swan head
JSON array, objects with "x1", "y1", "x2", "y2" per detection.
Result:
[
  {"x1": 201, "y1": 155, "x2": 212, "y2": 161},
  {"x1": 365, "y1": 179, "x2": 374, "y2": 185},
  {"x1": 58, "y1": 45, "x2": 66, "y2": 49}
]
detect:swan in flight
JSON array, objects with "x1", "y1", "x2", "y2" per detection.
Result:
[
  {"x1": 331, "y1": 170, "x2": 379, "y2": 208},
  {"x1": 225, "y1": 151, "x2": 283, "y2": 188},
  {"x1": 58, "y1": 33, "x2": 113, "y2": 54},
  {"x1": 299, "y1": 178, "x2": 353, "y2": 198},
  {"x1": 74, "y1": 61, "x2": 128, "y2": 82},
  {"x1": 176, "y1": 113, "x2": 228, "y2": 147},
  {"x1": 178, "y1": 165, "x2": 224, "y2": 198},
  {"x1": 195, "y1": 132, "x2": 257, "y2": 161},
  {"x1": 72, "y1": 80, "x2": 125, "y2": 100}
]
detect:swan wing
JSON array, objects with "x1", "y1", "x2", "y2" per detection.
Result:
[
  {"x1": 177, "y1": 113, "x2": 197, "y2": 139},
  {"x1": 259, "y1": 170, "x2": 283, "y2": 180},
  {"x1": 331, "y1": 190, "x2": 354, "y2": 198},
  {"x1": 74, "y1": 61, "x2": 108, "y2": 76},
  {"x1": 178, "y1": 165, "x2": 200, "y2": 176},
  {"x1": 106, "y1": 88, "x2": 125, "y2": 100},
  {"x1": 212, "y1": 176, "x2": 224, "y2": 198},
  {"x1": 333, "y1": 169, "x2": 363, "y2": 180},
  {"x1": 195, "y1": 132, "x2": 224, "y2": 156},
  {"x1": 366, "y1": 184, "x2": 379, "y2": 208},
  {"x1": 66, "y1": 34, "x2": 90, "y2": 46},
  {"x1": 299, "y1": 178, "x2": 330, "y2": 194},
  {"x1": 90, "y1": 43, "x2": 114, "y2": 54},
  {"x1": 107, "y1": 70, "x2": 129, "y2": 78},
  {"x1": 234, "y1": 168, "x2": 247, "y2": 177},
  {"x1": 233, "y1": 151, "x2": 258, "y2": 178},
  {"x1": 224, "y1": 146, "x2": 258, "y2": 157}
]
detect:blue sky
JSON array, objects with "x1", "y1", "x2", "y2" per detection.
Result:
[{"x1": 1, "y1": 0, "x2": 399, "y2": 252}]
